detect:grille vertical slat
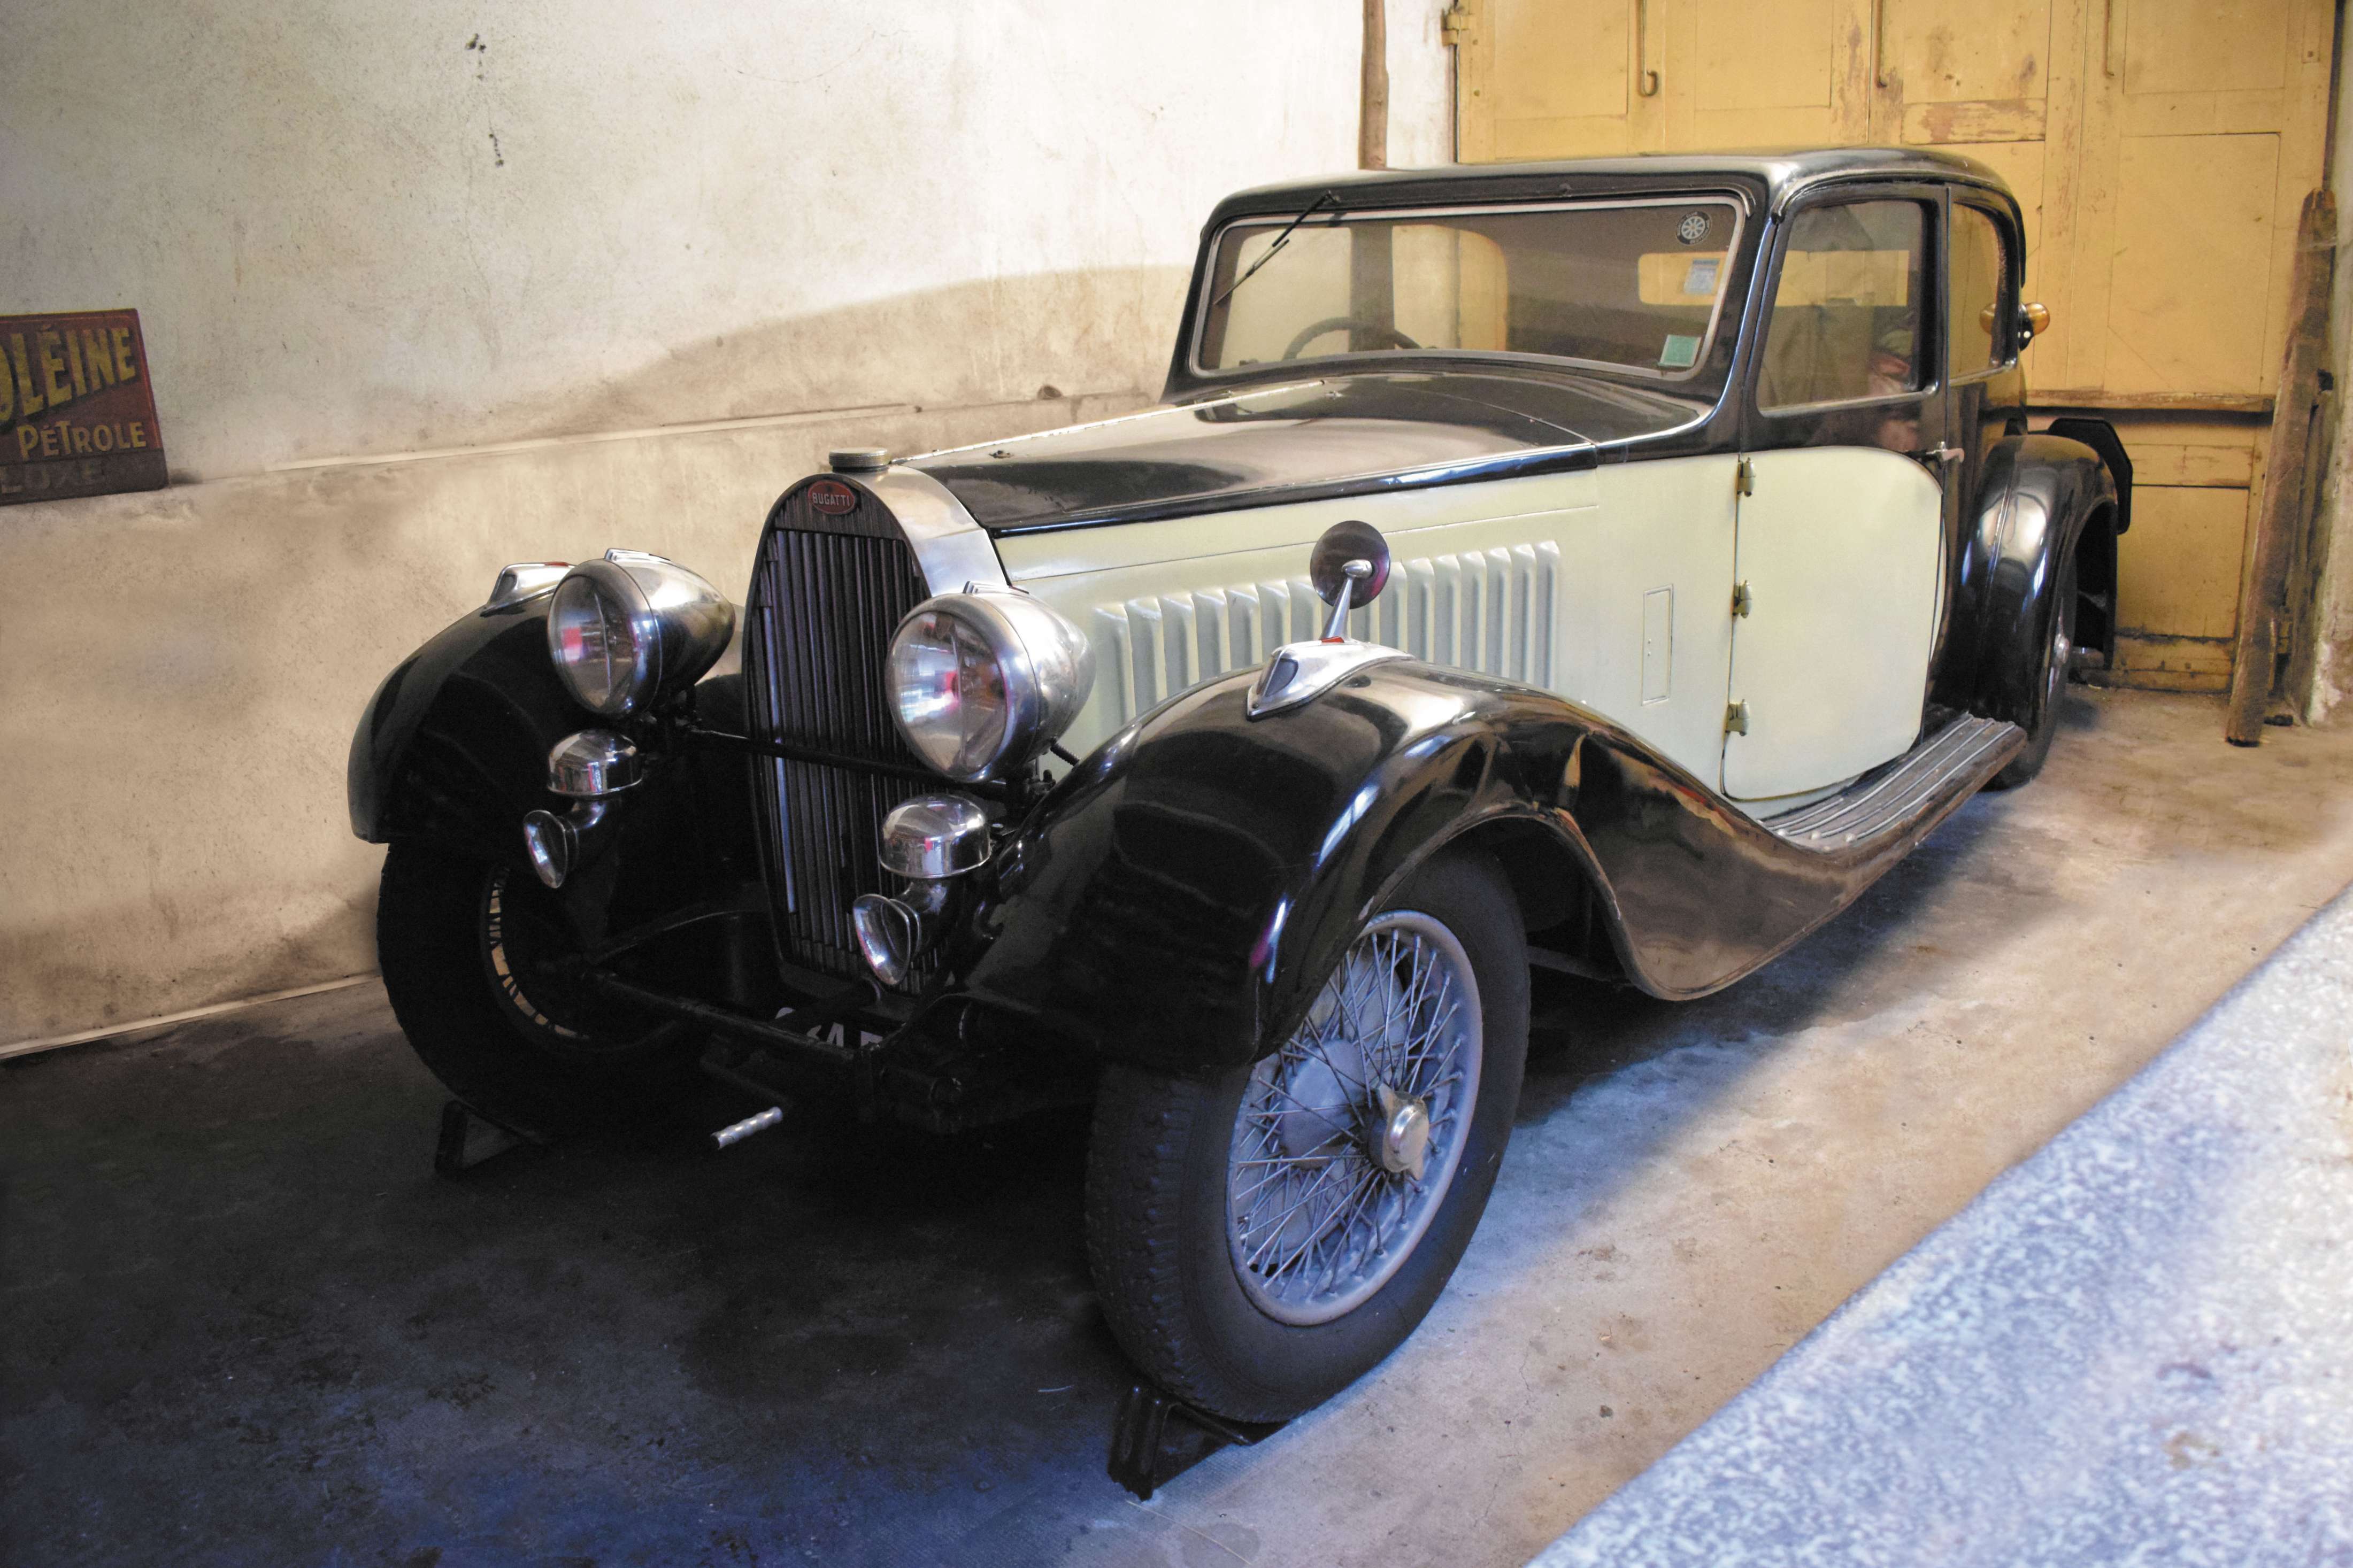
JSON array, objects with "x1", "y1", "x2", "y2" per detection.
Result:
[
  {"x1": 1090, "y1": 541, "x2": 1561, "y2": 725},
  {"x1": 744, "y1": 493, "x2": 935, "y2": 982}
]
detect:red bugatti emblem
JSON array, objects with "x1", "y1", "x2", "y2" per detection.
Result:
[{"x1": 808, "y1": 479, "x2": 859, "y2": 515}]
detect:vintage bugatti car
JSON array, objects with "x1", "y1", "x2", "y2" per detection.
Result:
[{"x1": 349, "y1": 148, "x2": 2126, "y2": 1422}]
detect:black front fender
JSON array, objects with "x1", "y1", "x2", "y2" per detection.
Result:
[
  {"x1": 955, "y1": 659, "x2": 1972, "y2": 1073},
  {"x1": 350, "y1": 596, "x2": 763, "y2": 967},
  {"x1": 956, "y1": 664, "x2": 1584, "y2": 1073},
  {"x1": 348, "y1": 598, "x2": 582, "y2": 852}
]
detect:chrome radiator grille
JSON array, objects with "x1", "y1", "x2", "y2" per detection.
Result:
[{"x1": 743, "y1": 498, "x2": 933, "y2": 979}]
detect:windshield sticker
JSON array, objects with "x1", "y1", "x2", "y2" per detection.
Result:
[
  {"x1": 1682, "y1": 256, "x2": 1720, "y2": 296},
  {"x1": 1658, "y1": 333, "x2": 1702, "y2": 369},
  {"x1": 1677, "y1": 211, "x2": 1711, "y2": 245}
]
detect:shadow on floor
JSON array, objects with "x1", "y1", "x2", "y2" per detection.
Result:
[{"x1": 4, "y1": 689, "x2": 2241, "y2": 1567}]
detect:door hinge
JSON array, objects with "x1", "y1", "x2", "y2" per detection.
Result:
[
  {"x1": 1735, "y1": 456, "x2": 1755, "y2": 497},
  {"x1": 1731, "y1": 581, "x2": 1754, "y2": 618},
  {"x1": 1440, "y1": 3, "x2": 1473, "y2": 45},
  {"x1": 1725, "y1": 699, "x2": 1751, "y2": 736}
]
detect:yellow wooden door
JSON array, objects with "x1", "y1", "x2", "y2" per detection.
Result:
[
  {"x1": 2065, "y1": 0, "x2": 2332, "y2": 398},
  {"x1": 2057, "y1": 0, "x2": 2332, "y2": 688},
  {"x1": 1451, "y1": 0, "x2": 2335, "y2": 692}
]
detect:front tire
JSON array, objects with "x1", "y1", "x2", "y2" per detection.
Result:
[
  {"x1": 1084, "y1": 847, "x2": 1529, "y2": 1421},
  {"x1": 376, "y1": 841, "x2": 704, "y2": 1139}
]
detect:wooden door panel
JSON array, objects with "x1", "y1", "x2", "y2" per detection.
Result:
[
  {"x1": 2117, "y1": 484, "x2": 2250, "y2": 640},
  {"x1": 2121, "y1": 0, "x2": 2291, "y2": 95},
  {"x1": 1885, "y1": 0, "x2": 2053, "y2": 107},
  {"x1": 2102, "y1": 133, "x2": 2279, "y2": 395},
  {"x1": 1463, "y1": 0, "x2": 1649, "y2": 159},
  {"x1": 1672, "y1": 0, "x2": 1871, "y2": 148},
  {"x1": 1490, "y1": 0, "x2": 1630, "y2": 119},
  {"x1": 1691, "y1": 0, "x2": 1837, "y2": 110}
]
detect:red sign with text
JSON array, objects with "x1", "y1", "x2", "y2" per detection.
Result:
[{"x1": 0, "y1": 309, "x2": 167, "y2": 505}]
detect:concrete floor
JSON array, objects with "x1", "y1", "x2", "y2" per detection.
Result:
[
  {"x1": 6, "y1": 688, "x2": 2353, "y2": 1567},
  {"x1": 1533, "y1": 884, "x2": 2353, "y2": 1566}
]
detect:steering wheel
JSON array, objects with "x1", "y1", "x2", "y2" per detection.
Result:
[{"x1": 1281, "y1": 316, "x2": 1424, "y2": 360}]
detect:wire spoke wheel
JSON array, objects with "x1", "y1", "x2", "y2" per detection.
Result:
[
  {"x1": 378, "y1": 843, "x2": 704, "y2": 1139},
  {"x1": 477, "y1": 866, "x2": 650, "y2": 1055},
  {"x1": 1226, "y1": 910, "x2": 1482, "y2": 1325}
]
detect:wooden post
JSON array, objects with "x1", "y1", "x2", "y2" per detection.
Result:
[
  {"x1": 2225, "y1": 187, "x2": 2336, "y2": 745},
  {"x1": 1360, "y1": 0, "x2": 1389, "y2": 170}
]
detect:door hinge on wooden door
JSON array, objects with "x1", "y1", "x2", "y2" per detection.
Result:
[
  {"x1": 1725, "y1": 700, "x2": 1751, "y2": 736},
  {"x1": 1735, "y1": 457, "x2": 1755, "y2": 497},
  {"x1": 1731, "y1": 581, "x2": 1754, "y2": 618},
  {"x1": 1440, "y1": 3, "x2": 1472, "y2": 45}
]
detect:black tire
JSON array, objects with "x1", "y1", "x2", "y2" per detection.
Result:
[
  {"x1": 1990, "y1": 545, "x2": 2080, "y2": 790},
  {"x1": 1084, "y1": 847, "x2": 1529, "y2": 1421},
  {"x1": 376, "y1": 841, "x2": 706, "y2": 1139}
]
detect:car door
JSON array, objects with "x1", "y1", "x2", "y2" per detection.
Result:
[{"x1": 1723, "y1": 190, "x2": 1947, "y2": 804}]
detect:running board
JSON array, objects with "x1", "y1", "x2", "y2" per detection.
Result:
[{"x1": 1764, "y1": 716, "x2": 2026, "y2": 852}]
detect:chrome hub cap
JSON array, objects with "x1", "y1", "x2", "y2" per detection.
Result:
[
  {"x1": 1227, "y1": 910, "x2": 1482, "y2": 1326},
  {"x1": 1375, "y1": 1083, "x2": 1431, "y2": 1179}
]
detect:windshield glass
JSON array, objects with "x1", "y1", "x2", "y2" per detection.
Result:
[{"x1": 1197, "y1": 198, "x2": 1742, "y2": 379}]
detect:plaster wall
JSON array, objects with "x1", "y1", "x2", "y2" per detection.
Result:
[
  {"x1": 2306, "y1": 26, "x2": 2353, "y2": 720},
  {"x1": 0, "y1": 1, "x2": 1451, "y2": 1049}
]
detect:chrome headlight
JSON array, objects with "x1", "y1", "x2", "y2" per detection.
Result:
[
  {"x1": 886, "y1": 592, "x2": 1094, "y2": 782},
  {"x1": 547, "y1": 550, "x2": 735, "y2": 717}
]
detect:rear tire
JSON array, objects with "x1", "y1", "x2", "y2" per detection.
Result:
[
  {"x1": 1084, "y1": 847, "x2": 1529, "y2": 1421},
  {"x1": 376, "y1": 841, "x2": 705, "y2": 1139},
  {"x1": 1990, "y1": 545, "x2": 2080, "y2": 790}
]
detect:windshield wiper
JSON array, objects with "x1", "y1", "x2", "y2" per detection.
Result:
[{"x1": 1209, "y1": 190, "x2": 1340, "y2": 311}]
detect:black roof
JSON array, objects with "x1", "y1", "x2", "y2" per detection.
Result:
[{"x1": 1206, "y1": 146, "x2": 2011, "y2": 227}]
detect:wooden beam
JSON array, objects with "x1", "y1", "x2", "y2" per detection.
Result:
[
  {"x1": 2029, "y1": 389, "x2": 2277, "y2": 415},
  {"x1": 2225, "y1": 188, "x2": 2336, "y2": 745},
  {"x1": 1360, "y1": 0, "x2": 1389, "y2": 170}
]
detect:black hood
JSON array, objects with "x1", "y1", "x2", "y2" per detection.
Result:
[{"x1": 911, "y1": 369, "x2": 1706, "y2": 534}]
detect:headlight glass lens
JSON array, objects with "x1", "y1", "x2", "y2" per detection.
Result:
[
  {"x1": 548, "y1": 573, "x2": 648, "y2": 716},
  {"x1": 888, "y1": 607, "x2": 1010, "y2": 780}
]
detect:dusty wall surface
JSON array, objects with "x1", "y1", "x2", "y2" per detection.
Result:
[
  {"x1": 1, "y1": 2, "x2": 1450, "y2": 1048},
  {"x1": 2305, "y1": 26, "x2": 2353, "y2": 721}
]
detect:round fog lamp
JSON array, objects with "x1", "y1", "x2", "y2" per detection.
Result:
[{"x1": 879, "y1": 794, "x2": 997, "y2": 880}]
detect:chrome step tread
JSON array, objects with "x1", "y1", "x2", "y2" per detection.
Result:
[{"x1": 1765, "y1": 716, "x2": 2026, "y2": 851}]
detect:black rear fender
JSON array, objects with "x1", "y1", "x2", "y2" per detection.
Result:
[{"x1": 1935, "y1": 432, "x2": 2118, "y2": 724}]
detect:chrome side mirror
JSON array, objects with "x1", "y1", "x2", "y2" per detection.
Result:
[
  {"x1": 1247, "y1": 520, "x2": 1410, "y2": 718},
  {"x1": 1309, "y1": 519, "x2": 1391, "y2": 640}
]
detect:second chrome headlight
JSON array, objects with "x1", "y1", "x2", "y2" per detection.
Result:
[
  {"x1": 547, "y1": 550, "x2": 735, "y2": 718},
  {"x1": 886, "y1": 591, "x2": 1093, "y2": 783}
]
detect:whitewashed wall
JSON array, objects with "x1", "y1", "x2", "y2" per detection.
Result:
[
  {"x1": 2306, "y1": 34, "x2": 2353, "y2": 721},
  {"x1": 0, "y1": 0, "x2": 1452, "y2": 1049}
]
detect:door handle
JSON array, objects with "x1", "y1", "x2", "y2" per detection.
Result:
[{"x1": 1917, "y1": 444, "x2": 1965, "y2": 467}]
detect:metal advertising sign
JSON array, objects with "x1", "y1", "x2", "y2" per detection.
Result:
[{"x1": 0, "y1": 309, "x2": 167, "y2": 505}]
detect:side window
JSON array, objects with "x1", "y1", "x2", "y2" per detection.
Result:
[
  {"x1": 1758, "y1": 200, "x2": 1928, "y2": 411},
  {"x1": 1949, "y1": 205, "x2": 2009, "y2": 377}
]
